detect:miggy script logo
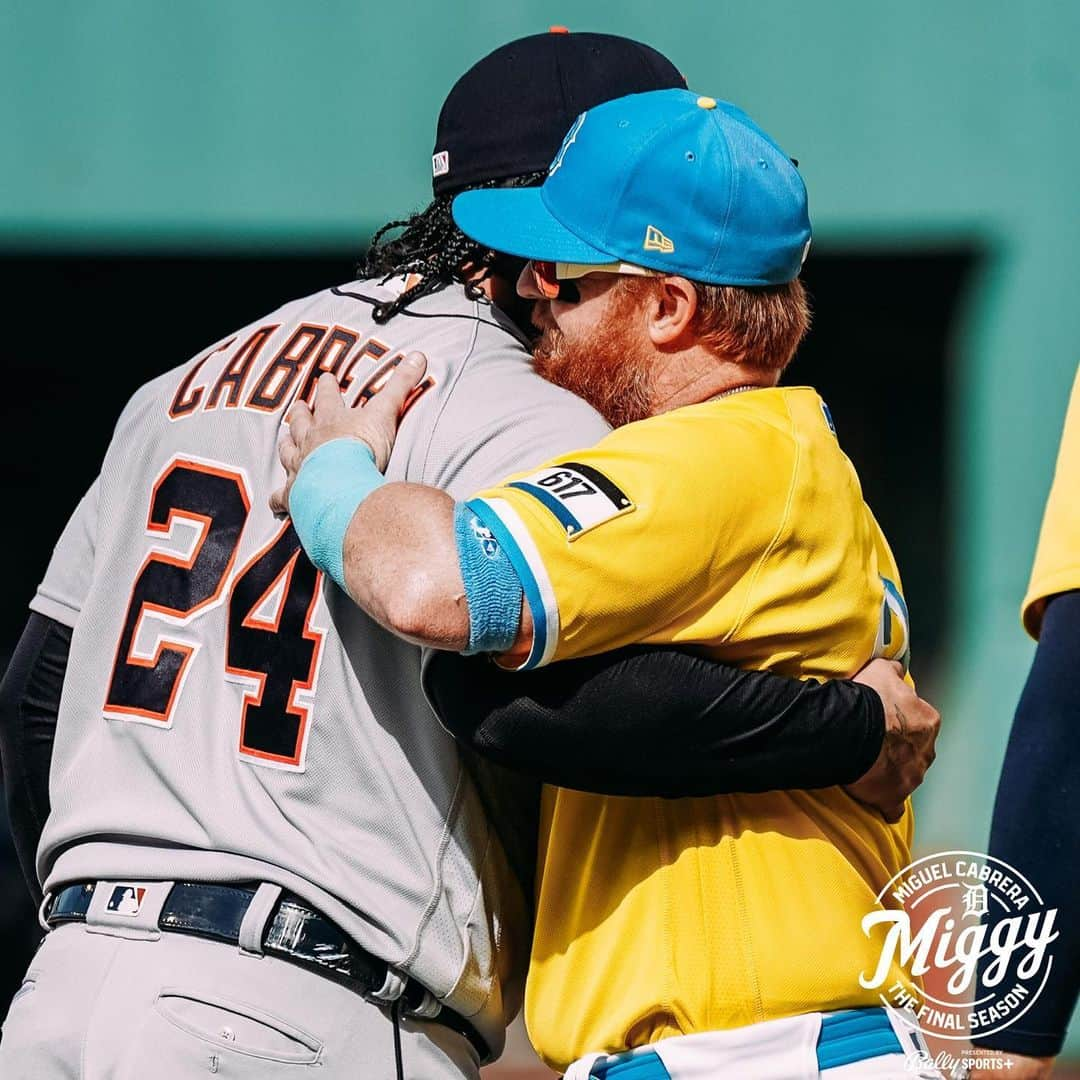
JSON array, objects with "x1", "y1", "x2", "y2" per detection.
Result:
[{"x1": 859, "y1": 851, "x2": 1059, "y2": 1040}]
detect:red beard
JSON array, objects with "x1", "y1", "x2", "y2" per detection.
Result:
[{"x1": 531, "y1": 288, "x2": 654, "y2": 429}]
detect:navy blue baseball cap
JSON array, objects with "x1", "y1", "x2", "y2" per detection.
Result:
[
  {"x1": 452, "y1": 88, "x2": 812, "y2": 286},
  {"x1": 432, "y1": 30, "x2": 686, "y2": 196}
]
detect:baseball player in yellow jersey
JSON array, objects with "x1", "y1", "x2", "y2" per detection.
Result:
[
  {"x1": 971, "y1": 364, "x2": 1080, "y2": 1079},
  {"x1": 273, "y1": 89, "x2": 939, "y2": 1077}
]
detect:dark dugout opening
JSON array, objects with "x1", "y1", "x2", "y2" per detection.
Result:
[
  {"x1": 796, "y1": 248, "x2": 974, "y2": 669},
  {"x1": 0, "y1": 248, "x2": 974, "y2": 1005}
]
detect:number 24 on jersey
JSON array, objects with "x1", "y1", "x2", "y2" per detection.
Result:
[{"x1": 103, "y1": 455, "x2": 325, "y2": 770}]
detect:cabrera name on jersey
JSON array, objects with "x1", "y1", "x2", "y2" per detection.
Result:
[{"x1": 164, "y1": 293, "x2": 435, "y2": 425}]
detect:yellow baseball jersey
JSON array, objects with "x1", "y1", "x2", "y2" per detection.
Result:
[
  {"x1": 468, "y1": 386, "x2": 916, "y2": 1070},
  {"x1": 1023, "y1": 364, "x2": 1080, "y2": 638}
]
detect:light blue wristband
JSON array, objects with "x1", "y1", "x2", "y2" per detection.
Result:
[
  {"x1": 454, "y1": 502, "x2": 523, "y2": 654},
  {"x1": 289, "y1": 438, "x2": 385, "y2": 591}
]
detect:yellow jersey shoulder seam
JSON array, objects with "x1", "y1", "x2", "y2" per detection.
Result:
[{"x1": 722, "y1": 393, "x2": 801, "y2": 644}]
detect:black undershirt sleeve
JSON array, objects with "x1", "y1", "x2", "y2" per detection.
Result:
[
  {"x1": 973, "y1": 590, "x2": 1080, "y2": 1058},
  {"x1": 423, "y1": 645, "x2": 885, "y2": 798},
  {"x1": 0, "y1": 612, "x2": 70, "y2": 905}
]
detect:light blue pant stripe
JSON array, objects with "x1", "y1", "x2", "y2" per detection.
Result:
[{"x1": 591, "y1": 1049, "x2": 671, "y2": 1079}]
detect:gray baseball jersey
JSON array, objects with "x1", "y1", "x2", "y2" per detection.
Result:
[{"x1": 30, "y1": 276, "x2": 610, "y2": 1057}]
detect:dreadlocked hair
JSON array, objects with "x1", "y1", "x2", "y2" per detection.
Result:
[{"x1": 358, "y1": 170, "x2": 546, "y2": 323}]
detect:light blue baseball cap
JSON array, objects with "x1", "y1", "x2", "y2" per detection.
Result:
[{"x1": 452, "y1": 88, "x2": 811, "y2": 287}]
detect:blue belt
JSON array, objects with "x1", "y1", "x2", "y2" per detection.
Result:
[{"x1": 589, "y1": 1008, "x2": 903, "y2": 1078}]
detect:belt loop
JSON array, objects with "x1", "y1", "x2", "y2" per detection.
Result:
[
  {"x1": 238, "y1": 883, "x2": 283, "y2": 956},
  {"x1": 37, "y1": 890, "x2": 54, "y2": 934},
  {"x1": 371, "y1": 966, "x2": 408, "y2": 1004},
  {"x1": 409, "y1": 988, "x2": 443, "y2": 1020}
]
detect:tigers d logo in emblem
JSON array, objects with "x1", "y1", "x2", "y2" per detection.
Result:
[{"x1": 858, "y1": 851, "x2": 1059, "y2": 1041}]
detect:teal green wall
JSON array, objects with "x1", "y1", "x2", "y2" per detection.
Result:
[{"x1": 4, "y1": 0, "x2": 1078, "y2": 1048}]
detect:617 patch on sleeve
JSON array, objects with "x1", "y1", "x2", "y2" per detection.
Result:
[{"x1": 508, "y1": 461, "x2": 634, "y2": 540}]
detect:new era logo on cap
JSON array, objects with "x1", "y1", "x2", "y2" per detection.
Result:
[
  {"x1": 643, "y1": 225, "x2": 674, "y2": 254},
  {"x1": 432, "y1": 151, "x2": 450, "y2": 178},
  {"x1": 106, "y1": 885, "x2": 146, "y2": 916}
]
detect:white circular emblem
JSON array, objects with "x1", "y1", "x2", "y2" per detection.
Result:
[{"x1": 859, "y1": 850, "x2": 1059, "y2": 1041}]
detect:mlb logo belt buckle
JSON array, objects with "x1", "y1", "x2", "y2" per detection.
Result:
[{"x1": 47, "y1": 880, "x2": 174, "y2": 939}]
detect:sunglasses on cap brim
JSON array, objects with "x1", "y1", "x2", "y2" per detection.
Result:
[{"x1": 528, "y1": 260, "x2": 662, "y2": 303}]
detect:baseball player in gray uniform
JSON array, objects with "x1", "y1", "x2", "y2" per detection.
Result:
[{"x1": 0, "y1": 32, "x2": 688, "y2": 1080}]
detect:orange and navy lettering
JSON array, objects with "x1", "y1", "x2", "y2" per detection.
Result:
[
  {"x1": 105, "y1": 456, "x2": 328, "y2": 772},
  {"x1": 167, "y1": 324, "x2": 434, "y2": 423},
  {"x1": 297, "y1": 326, "x2": 360, "y2": 404},
  {"x1": 168, "y1": 338, "x2": 235, "y2": 420},
  {"x1": 246, "y1": 324, "x2": 328, "y2": 412},
  {"x1": 205, "y1": 326, "x2": 278, "y2": 410},
  {"x1": 104, "y1": 458, "x2": 251, "y2": 725}
]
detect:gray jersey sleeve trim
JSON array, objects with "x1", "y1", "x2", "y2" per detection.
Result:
[
  {"x1": 28, "y1": 593, "x2": 81, "y2": 629},
  {"x1": 30, "y1": 476, "x2": 101, "y2": 628}
]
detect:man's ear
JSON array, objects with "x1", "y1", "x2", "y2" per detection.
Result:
[{"x1": 647, "y1": 276, "x2": 698, "y2": 347}]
